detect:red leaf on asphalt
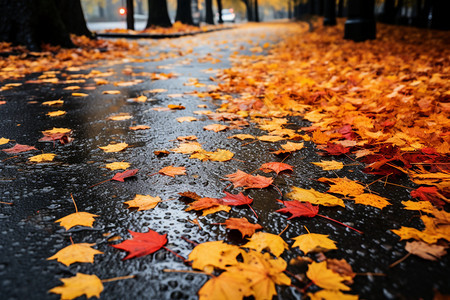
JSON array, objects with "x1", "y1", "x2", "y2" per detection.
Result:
[
  {"x1": 39, "y1": 132, "x2": 72, "y2": 144},
  {"x1": 259, "y1": 162, "x2": 294, "y2": 175},
  {"x1": 111, "y1": 229, "x2": 167, "y2": 260},
  {"x1": 224, "y1": 169, "x2": 273, "y2": 189},
  {"x1": 276, "y1": 200, "x2": 319, "y2": 219},
  {"x1": 2, "y1": 144, "x2": 37, "y2": 154},
  {"x1": 111, "y1": 169, "x2": 139, "y2": 182},
  {"x1": 219, "y1": 192, "x2": 253, "y2": 206},
  {"x1": 323, "y1": 143, "x2": 350, "y2": 156},
  {"x1": 410, "y1": 186, "x2": 447, "y2": 207},
  {"x1": 185, "y1": 197, "x2": 221, "y2": 211}
]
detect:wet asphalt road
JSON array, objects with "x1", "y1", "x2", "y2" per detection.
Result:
[{"x1": 0, "y1": 24, "x2": 449, "y2": 300}]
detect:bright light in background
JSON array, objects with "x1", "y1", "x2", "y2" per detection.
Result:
[{"x1": 119, "y1": 7, "x2": 126, "y2": 15}]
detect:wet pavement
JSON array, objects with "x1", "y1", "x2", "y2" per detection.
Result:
[{"x1": 0, "y1": 23, "x2": 449, "y2": 300}]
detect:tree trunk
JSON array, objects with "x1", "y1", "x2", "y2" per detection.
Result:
[
  {"x1": 126, "y1": 0, "x2": 135, "y2": 30},
  {"x1": 242, "y1": 0, "x2": 253, "y2": 21},
  {"x1": 175, "y1": 0, "x2": 194, "y2": 25},
  {"x1": 323, "y1": 0, "x2": 337, "y2": 25},
  {"x1": 0, "y1": 0, "x2": 74, "y2": 51},
  {"x1": 337, "y1": 0, "x2": 345, "y2": 17},
  {"x1": 146, "y1": 0, "x2": 172, "y2": 27},
  {"x1": 205, "y1": 0, "x2": 214, "y2": 24},
  {"x1": 216, "y1": 0, "x2": 224, "y2": 23},
  {"x1": 254, "y1": 0, "x2": 260, "y2": 22},
  {"x1": 431, "y1": 0, "x2": 450, "y2": 29},
  {"x1": 344, "y1": 0, "x2": 376, "y2": 41},
  {"x1": 56, "y1": 0, "x2": 93, "y2": 38}
]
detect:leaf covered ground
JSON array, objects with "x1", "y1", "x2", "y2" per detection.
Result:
[{"x1": 0, "y1": 20, "x2": 449, "y2": 300}]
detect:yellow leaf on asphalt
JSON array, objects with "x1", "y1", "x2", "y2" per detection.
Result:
[
  {"x1": 228, "y1": 134, "x2": 255, "y2": 140},
  {"x1": 55, "y1": 212, "x2": 99, "y2": 230},
  {"x1": 63, "y1": 86, "x2": 80, "y2": 90},
  {"x1": 188, "y1": 241, "x2": 242, "y2": 271},
  {"x1": 47, "y1": 110, "x2": 66, "y2": 117},
  {"x1": 49, "y1": 273, "x2": 103, "y2": 300},
  {"x1": 146, "y1": 88, "x2": 167, "y2": 93},
  {"x1": 29, "y1": 153, "x2": 56, "y2": 163},
  {"x1": 198, "y1": 271, "x2": 252, "y2": 300},
  {"x1": 129, "y1": 125, "x2": 150, "y2": 130},
  {"x1": 242, "y1": 232, "x2": 288, "y2": 257},
  {"x1": 171, "y1": 142, "x2": 203, "y2": 154},
  {"x1": 257, "y1": 135, "x2": 285, "y2": 142},
  {"x1": 353, "y1": 193, "x2": 391, "y2": 209},
  {"x1": 204, "y1": 124, "x2": 228, "y2": 132},
  {"x1": 168, "y1": 104, "x2": 185, "y2": 110},
  {"x1": 177, "y1": 116, "x2": 197, "y2": 123},
  {"x1": 194, "y1": 110, "x2": 213, "y2": 115},
  {"x1": 105, "y1": 162, "x2": 130, "y2": 170},
  {"x1": 99, "y1": 143, "x2": 128, "y2": 152},
  {"x1": 292, "y1": 233, "x2": 337, "y2": 254},
  {"x1": 401, "y1": 200, "x2": 435, "y2": 213},
  {"x1": 308, "y1": 290, "x2": 359, "y2": 300},
  {"x1": 102, "y1": 90, "x2": 121, "y2": 94},
  {"x1": 286, "y1": 186, "x2": 345, "y2": 207},
  {"x1": 177, "y1": 135, "x2": 198, "y2": 141},
  {"x1": 158, "y1": 166, "x2": 186, "y2": 177},
  {"x1": 190, "y1": 149, "x2": 234, "y2": 162},
  {"x1": 0, "y1": 137, "x2": 10, "y2": 145},
  {"x1": 391, "y1": 226, "x2": 443, "y2": 244},
  {"x1": 42, "y1": 100, "x2": 64, "y2": 106},
  {"x1": 107, "y1": 113, "x2": 132, "y2": 121},
  {"x1": 319, "y1": 177, "x2": 365, "y2": 198},
  {"x1": 124, "y1": 194, "x2": 161, "y2": 211},
  {"x1": 71, "y1": 92, "x2": 88, "y2": 97},
  {"x1": 306, "y1": 261, "x2": 351, "y2": 291},
  {"x1": 47, "y1": 243, "x2": 103, "y2": 266},
  {"x1": 202, "y1": 204, "x2": 231, "y2": 216},
  {"x1": 42, "y1": 128, "x2": 71, "y2": 135},
  {"x1": 312, "y1": 160, "x2": 344, "y2": 171}
]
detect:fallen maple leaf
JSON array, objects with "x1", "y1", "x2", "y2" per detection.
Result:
[
  {"x1": 49, "y1": 273, "x2": 103, "y2": 300},
  {"x1": 2, "y1": 144, "x2": 37, "y2": 154},
  {"x1": 410, "y1": 186, "x2": 447, "y2": 207},
  {"x1": 47, "y1": 243, "x2": 103, "y2": 266},
  {"x1": 102, "y1": 90, "x2": 120, "y2": 94},
  {"x1": 177, "y1": 135, "x2": 198, "y2": 141},
  {"x1": 168, "y1": 104, "x2": 185, "y2": 110},
  {"x1": 177, "y1": 116, "x2": 197, "y2": 123},
  {"x1": 326, "y1": 258, "x2": 356, "y2": 284},
  {"x1": 198, "y1": 271, "x2": 253, "y2": 300},
  {"x1": 107, "y1": 113, "x2": 132, "y2": 121},
  {"x1": 111, "y1": 169, "x2": 139, "y2": 182},
  {"x1": 186, "y1": 197, "x2": 221, "y2": 211},
  {"x1": 259, "y1": 162, "x2": 293, "y2": 174},
  {"x1": 42, "y1": 127, "x2": 71, "y2": 135},
  {"x1": 99, "y1": 142, "x2": 128, "y2": 152},
  {"x1": 0, "y1": 137, "x2": 10, "y2": 145},
  {"x1": 42, "y1": 100, "x2": 64, "y2": 106},
  {"x1": 129, "y1": 125, "x2": 150, "y2": 130},
  {"x1": 401, "y1": 200, "x2": 435, "y2": 212},
  {"x1": 171, "y1": 142, "x2": 203, "y2": 153},
  {"x1": 225, "y1": 169, "x2": 273, "y2": 189},
  {"x1": 105, "y1": 162, "x2": 130, "y2": 170},
  {"x1": 286, "y1": 186, "x2": 345, "y2": 207},
  {"x1": 204, "y1": 124, "x2": 228, "y2": 132},
  {"x1": 257, "y1": 135, "x2": 285, "y2": 142},
  {"x1": 242, "y1": 232, "x2": 288, "y2": 257},
  {"x1": 405, "y1": 241, "x2": 447, "y2": 261},
  {"x1": 228, "y1": 134, "x2": 255, "y2": 140},
  {"x1": 312, "y1": 160, "x2": 344, "y2": 171},
  {"x1": 47, "y1": 110, "x2": 66, "y2": 117},
  {"x1": 190, "y1": 149, "x2": 234, "y2": 162},
  {"x1": 352, "y1": 193, "x2": 391, "y2": 209},
  {"x1": 219, "y1": 192, "x2": 253, "y2": 206},
  {"x1": 306, "y1": 261, "x2": 352, "y2": 291},
  {"x1": 111, "y1": 229, "x2": 167, "y2": 260},
  {"x1": 292, "y1": 233, "x2": 337, "y2": 254},
  {"x1": 124, "y1": 194, "x2": 161, "y2": 211},
  {"x1": 323, "y1": 142, "x2": 350, "y2": 156},
  {"x1": 158, "y1": 166, "x2": 186, "y2": 177},
  {"x1": 188, "y1": 241, "x2": 242, "y2": 271},
  {"x1": 224, "y1": 217, "x2": 262, "y2": 238},
  {"x1": 55, "y1": 212, "x2": 99, "y2": 230},
  {"x1": 318, "y1": 177, "x2": 365, "y2": 198},
  {"x1": 72, "y1": 92, "x2": 88, "y2": 97},
  {"x1": 276, "y1": 201, "x2": 319, "y2": 219},
  {"x1": 28, "y1": 153, "x2": 56, "y2": 163},
  {"x1": 308, "y1": 290, "x2": 358, "y2": 300},
  {"x1": 272, "y1": 141, "x2": 304, "y2": 155}
]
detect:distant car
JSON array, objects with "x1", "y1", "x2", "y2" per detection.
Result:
[{"x1": 217, "y1": 8, "x2": 236, "y2": 23}]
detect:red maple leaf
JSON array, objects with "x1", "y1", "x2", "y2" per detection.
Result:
[
  {"x1": 219, "y1": 192, "x2": 253, "y2": 206},
  {"x1": 2, "y1": 144, "x2": 37, "y2": 154},
  {"x1": 259, "y1": 162, "x2": 294, "y2": 175},
  {"x1": 323, "y1": 143, "x2": 350, "y2": 156},
  {"x1": 338, "y1": 125, "x2": 355, "y2": 140},
  {"x1": 276, "y1": 200, "x2": 319, "y2": 219},
  {"x1": 112, "y1": 169, "x2": 139, "y2": 182},
  {"x1": 39, "y1": 132, "x2": 72, "y2": 144},
  {"x1": 410, "y1": 186, "x2": 447, "y2": 208},
  {"x1": 111, "y1": 229, "x2": 167, "y2": 260},
  {"x1": 224, "y1": 217, "x2": 262, "y2": 238},
  {"x1": 224, "y1": 169, "x2": 273, "y2": 189}
]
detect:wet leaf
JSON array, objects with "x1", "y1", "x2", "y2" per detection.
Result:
[
  {"x1": 111, "y1": 169, "x2": 138, "y2": 182},
  {"x1": 189, "y1": 241, "x2": 242, "y2": 271},
  {"x1": 312, "y1": 160, "x2": 344, "y2": 171},
  {"x1": 0, "y1": 137, "x2": 10, "y2": 145},
  {"x1": 286, "y1": 186, "x2": 345, "y2": 207},
  {"x1": 171, "y1": 142, "x2": 203, "y2": 153},
  {"x1": 71, "y1": 92, "x2": 88, "y2": 97},
  {"x1": 42, "y1": 100, "x2": 64, "y2": 106},
  {"x1": 405, "y1": 241, "x2": 447, "y2": 261},
  {"x1": 168, "y1": 104, "x2": 185, "y2": 110},
  {"x1": 129, "y1": 125, "x2": 150, "y2": 130},
  {"x1": 102, "y1": 90, "x2": 120, "y2": 94},
  {"x1": 55, "y1": 212, "x2": 99, "y2": 230},
  {"x1": 49, "y1": 273, "x2": 103, "y2": 300},
  {"x1": 257, "y1": 135, "x2": 285, "y2": 142},
  {"x1": 307, "y1": 261, "x2": 352, "y2": 291},
  {"x1": 198, "y1": 271, "x2": 252, "y2": 300},
  {"x1": 204, "y1": 124, "x2": 228, "y2": 132},
  {"x1": 276, "y1": 201, "x2": 319, "y2": 219},
  {"x1": 224, "y1": 217, "x2": 262, "y2": 238},
  {"x1": 105, "y1": 162, "x2": 130, "y2": 170},
  {"x1": 158, "y1": 166, "x2": 186, "y2": 177},
  {"x1": 47, "y1": 243, "x2": 103, "y2": 266},
  {"x1": 99, "y1": 142, "x2": 128, "y2": 152},
  {"x1": 219, "y1": 192, "x2": 253, "y2": 206},
  {"x1": 352, "y1": 193, "x2": 391, "y2": 210},
  {"x1": 318, "y1": 177, "x2": 365, "y2": 198},
  {"x1": 42, "y1": 127, "x2": 71, "y2": 135},
  {"x1": 410, "y1": 186, "x2": 447, "y2": 207},
  {"x1": 292, "y1": 233, "x2": 337, "y2": 254},
  {"x1": 47, "y1": 110, "x2": 66, "y2": 117},
  {"x1": 177, "y1": 116, "x2": 197, "y2": 123},
  {"x1": 259, "y1": 162, "x2": 293, "y2": 174},
  {"x1": 308, "y1": 290, "x2": 358, "y2": 300},
  {"x1": 111, "y1": 229, "x2": 167, "y2": 260},
  {"x1": 225, "y1": 169, "x2": 273, "y2": 189},
  {"x1": 2, "y1": 144, "x2": 37, "y2": 154},
  {"x1": 228, "y1": 134, "x2": 255, "y2": 140},
  {"x1": 29, "y1": 153, "x2": 56, "y2": 163},
  {"x1": 124, "y1": 195, "x2": 161, "y2": 211},
  {"x1": 243, "y1": 232, "x2": 288, "y2": 257},
  {"x1": 272, "y1": 141, "x2": 304, "y2": 155},
  {"x1": 107, "y1": 113, "x2": 132, "y2": 121}
]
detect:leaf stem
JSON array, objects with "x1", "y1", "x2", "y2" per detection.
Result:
[
  {"x1": 389, "y1": 252, "x2": 411, "y2": 268},
  {"x1": 271, "y1": 184, "x2": 283, "y2": 197},
  {"x1": 163, "y1": 269, "x2": 212, "y2": 276},
  {"x1": 181, "y1": 236, "x2": 199, "y2": 246},
  {"x1": 101, "y1": 275, "x2": 135, "y2": 283},
  {"x1": 278, "y1": 224, "x2": 289, "y2": 236},
  {"x1": 70, "y1": 193, "x2": 78, "y2": 213},
  {"x1": 317, "y1": 214, "x2": 363, "y2": 234},
  {"x1": 248, "y1": 204, "x2": 259, "y2": 219},
  {"x1": 163, "y1": 246, "x2": 190, "y2": 265},
  {"x1": 0, "y1": 201, "x2": 13, "y2": 205},
  {"x1": 89, "y1": 178, "x2": 112, "y2": 188}
]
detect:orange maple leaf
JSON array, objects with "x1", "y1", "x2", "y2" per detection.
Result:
[
  {"x1": 158, "y1": 166, "x2": 186, "y2": 177},
  {"x1": 225, "y1": 170, "x2": 273, "y2": 189}
]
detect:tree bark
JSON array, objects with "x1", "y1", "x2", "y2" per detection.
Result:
[
  {"x1": 254, "y1": 0, "x2": 260, "y2": 22},
  {"x1": 126, "y1": 0, "x2": 135, "y2": 30},
  {"x1": 0, "y1": 0, "x2": 74, "y2": 51},
  {"x1": 323, "y1": 0, "x2": 337, "y2": 25},
  {"x1": 430, "y1": 0, "x2": 450, "y2": 30},
  {"x1": 146, "y1": 0, "x2": 172, "y2": 27},
  {"x1": 337, "y1": 0, "x2": 345, "y2": 17},
  {"x1": 216, "y1": 0, "x2": 224, "y2": 23},
  {"x1": 175, "y1": 0, "x2": 194, "y2": 25},
  {"x1": 242, "y1": 0, "x2": 254, "y2": 21},
  {"x1": 344, "y1": 0, "x2": 376, "y2": 41},
  {"x1": 56, "y1": 0, "x2": 93, "y2": 38},
  {"x1": 205, "y1": 0, "x2": 214, "y2": 24}
]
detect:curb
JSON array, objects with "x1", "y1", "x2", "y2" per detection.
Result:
[{"x1": 96, "y1": 26, "x2": 234, "y2": 39}]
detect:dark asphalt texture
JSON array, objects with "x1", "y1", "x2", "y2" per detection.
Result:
[{"x1": 0, "y1": 24, "x2": 449, "y2": 300}]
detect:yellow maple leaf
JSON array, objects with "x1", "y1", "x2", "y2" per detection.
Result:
[
  {"x1": 227, "y1": 134, "x2": 255, "y2": 140},
  {"x1": 71, "y1": 92, "x2": 88, "y2": 97},
  {"x1": 319, "y1": 177, "x2": 365, "y2": 198},
  {"x1": 29, "y1": 153, "x2": 56, "y2": 163},
  {"x1": 42, "y1": 100, "x2": 64, "y2": 106},
  {"x1": 307, "y1": 261, "x2": 352, "y2": 291},
  {"x1": 0, "y1": 137, "x2": 10, "y2": 145},
  {"x1": 42, "y1": 128, "x2": 71, "y2": 135},
  {"x1": 308, "y1": 290, "x2": 359, "y2": 300},
  {"x1": 107, "y1": 113, "x2": 132, "y2": 121},
  {"x1": 312, "y1": 130, "x2": 331, "y2": 144},
  {"x1": 124, "y1": 194, "x2": 161, "y2": 211},
  {"x1": 198, "y1": 271, "x2": 253, "y2": 300},
  {"x1": 202, "y1": 204, "x2": 231, "y2": 216},
  {"x1": 55, "y1": 212, "x2": 99, "y2": 230},
  {"x1": 257, "y1": 135, "x2": 285, "y2": 142},
  {"x1": 129, "y1": 125, "x2": 150, "y2": 130},
  {"x1": 401, "y1": 200, "x2": 435, "y2": 213},
  {"x1": 272, "y1": 141, "x2": 304, "y2": 154},
  {"x1": 312, "y1": 160, "x2": 344, "y2": 171},
  {"x1": 391, "y1": 226, "x2": 442, "y2": 244},
  {"x1": 177, "y1": 135, "x2": 198, "y2": 141},
  {"x1": 352, "y1": 193, "x2": 391, "y2": 209},
  {"x1": 204, "y1": 124, "x2": 228, "y2": 132},
  {"x1": 190, "y1": 149, "x2": 234, "y2": 162},
  {"x1": 102, "y1": 90, "x2": 120, "y2": 94},
  {"x1": 177, "y1": 116, "x2": 197, "y2": 123},
  {"x1": 49, "y1": 273, "x2": 103, "y2": 300},
  {"x1": 47, "y1": 110, "x2": 66, "y2": 117},
  {"x1": 286, "y1": 186, "x2": 345, "y2": 207},
  {"x1": 99, "y1": 143, "x2": 128, "y2": 153},
  {"x1": 145, "y1": 88, "x2": 167, "y2": 93},
  {"x1": 194, "y1": 110, "x2": 213, "y2": 115},
  {"x1": 47, "y1": 243, "x2": 103, "y2": 266},
  {"x1": 105, "y1": 162, "x2": 130, "y2": 170},
  {"x1": 171, "y1": 142, "x2": 203, "y2": 154},
  {"x1": 292, "y1": 233, "x2": 338, "y2": 254},
  {"x1": 242, "y1": 232, "x2": 289, "y2": 257},
  {"x1": 188, "y1": 241, "x2": 242, "y2": 272}
]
